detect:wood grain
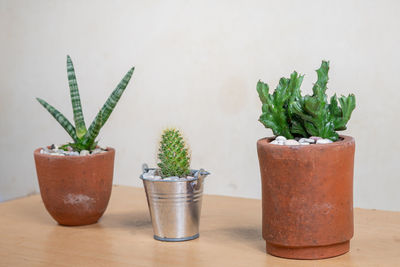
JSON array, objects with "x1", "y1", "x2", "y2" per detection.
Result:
[{"x1": 0, "y1": 186, "x2": 399, "y2": 266}]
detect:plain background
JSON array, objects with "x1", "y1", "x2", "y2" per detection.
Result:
[{"x1": 1, "y1": 0, "x2": 399, "y2": 211}]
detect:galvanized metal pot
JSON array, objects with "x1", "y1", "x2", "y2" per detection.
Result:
[{"x1": 140, "y1": 164, "x2": 210, "y2": 241}]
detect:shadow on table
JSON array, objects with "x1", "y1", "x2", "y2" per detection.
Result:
[
  {"x1": 100, "y1": 210, "x2": 152, "y2": 230},
  {"x1": 206, "y1": 226, "x2": 265, "y2": 253},
  {"x1": 9, "y1": 196, "x2": 53, "y2": 225}
]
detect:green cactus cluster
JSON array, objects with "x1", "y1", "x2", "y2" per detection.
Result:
[
  {"x1": 158, "y1": 129, "x2": 191, "y2": 178},
  {"x1": 36, "y1": 55, "x2": 134, "y2": 151},
  {"x1": 257, "y1": 61, "x2": 356, "y2": 141}
]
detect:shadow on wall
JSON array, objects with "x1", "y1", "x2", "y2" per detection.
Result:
[{"x1": 0, "y1": 190, "x2": 38, "y2": 203}]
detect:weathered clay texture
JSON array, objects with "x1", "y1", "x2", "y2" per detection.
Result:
[
  {"x1": 257, "y1": 136, "x2": 355, "y2": 259},
  {"x1": 34, "y1": 148, "x2": 115, "y2": 226}
]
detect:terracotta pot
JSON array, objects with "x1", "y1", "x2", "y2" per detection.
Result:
[
  {"x1": 257, "y1": 136, "x2": 355, "y2": 259},
  {"x1": 33, "y1": 147, "x2": 115, "y2": 226}
]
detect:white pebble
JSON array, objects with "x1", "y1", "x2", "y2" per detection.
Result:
[
  {"x1": 142, "y1": 169, "x2": 158, "y2": 180},
  {"x1": 70, "y1": 151, "x2": 79, "y2": 156},
  {"x1": 310, "y1": 136, "x2": 322, "y2": 141},
  {"x1": 56, "y1": 149, "x2": 66, "y2": 154},
  {"x1": 163, "y1": 176, "x2": 180, "y2": 181},
  {"x1": 275, "y1": 136, "x2": 287, "y2": 142},
  {"x1": 80, "y1": 150, "x2": 90, "y2": 156},
  {"x1": 300, "y1": 142, "x2": 310, "y2": 145},
  {"x1": 270, "y1": 140, "x2": 284, "y2": 145},
  {"x1": 299, "y1": 138, "x2": 316, "y2": 144},
  {"x1": 284, "y1": 139, "x2": 300, "y2": 146},
  {"x1": 91, "y1": 148, "x2": 102, "y2": 154},
  {"x1": 42, "y1": 147, "x2": 51, "y2": 153},
  {"x1": 316, "y1": 139, "x2": 333, "y2": 144},
  {"x1": 142, "y1": 173, "x2": 155, "y2": 179}
]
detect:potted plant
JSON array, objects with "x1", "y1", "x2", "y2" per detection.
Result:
[
  {"x1": 34, "y1": 55, "x2": 134, "y2": 226},
  {"x1": 140, "y1": 128, "x2": 210, "y2": 241},
  {"x1": 256, "y1": 61, "x2": 356, "y2": 259}
]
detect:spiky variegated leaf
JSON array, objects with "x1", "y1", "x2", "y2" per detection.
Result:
[
  {"x1": 86, "y1": 67, "x2": 134, "y2": 136},
  {"x1": 36, "y1": 56, "x2": 134, "y2": 152},
  {"x1": 36, "y1": 98, "x2": 78, "y2": 142},
  {"x1": 82, "y1": 111, "x2": 102, "y2": 149},
  {"x1": 67, "y1": 55, "x2": 87, "y2": 139},
  {"x1": 99, "y1": 67, "x2": 135, "y2": 127}
]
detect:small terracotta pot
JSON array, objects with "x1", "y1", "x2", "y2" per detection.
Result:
[
  {"x1": 257, "y1": 136, "x2": 355, "y2": 259},
  {"x1": 33, "y1": 147, "x2": 115, "y2": 226}
]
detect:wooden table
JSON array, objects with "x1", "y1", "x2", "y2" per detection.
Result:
[{"x1": 1, "y1": 186, "x2": 399, "y2": 266}]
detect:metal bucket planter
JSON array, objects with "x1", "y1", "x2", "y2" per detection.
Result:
[{"x1": 140, "y1": 164, "x2": 210, "y2": 241}]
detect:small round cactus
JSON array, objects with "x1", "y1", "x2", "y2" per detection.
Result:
[{"x1": 158, "y1": 128, "x2": 191, "y2": 178}]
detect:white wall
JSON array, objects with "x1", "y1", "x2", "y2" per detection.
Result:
[{"x1": 1, "y1": 0, "x2": 399, "y2": 210}]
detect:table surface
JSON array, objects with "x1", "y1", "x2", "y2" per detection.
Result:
[{"x1": 1, "y1": 186, "x2": 399, "y2": 267}]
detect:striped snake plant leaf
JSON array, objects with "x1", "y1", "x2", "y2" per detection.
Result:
[
  {"x1": 86, "y1": 67, "x2": 134, "y2": 134},
  {"x1": 67, "y1": 55, "x2": 87, "y2": 139},
  {"x1": 82, "y1": 111, "x2": 102, "y2": 149},
  {"x1": 36, "y1": 97, "x2": 78, "y2": 142}
]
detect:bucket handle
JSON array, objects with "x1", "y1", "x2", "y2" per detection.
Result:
[
  {"x1": 192, "y1": 168, "x2": 210, "y2": 190},
  {"x1": 194, "y1": 168, "x2": 209, "y2": 179},
  {"x1": 142, "y1": 163, "x2": 157, "y2": 173}
]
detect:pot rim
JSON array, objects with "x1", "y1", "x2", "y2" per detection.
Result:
[
  {"x1": 257, "y1": 135, "x2": 354, "y2": 149},
  {"x1": 33, "y1": 146, "x2": 115, "y2": 159},
  {"x1": 140, "y1": 167, "x2": 210, "y2": 182}
]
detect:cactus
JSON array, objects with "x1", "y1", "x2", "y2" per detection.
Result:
[
  {"x1": 257, "y1": 61, "x2": 356, "y2": 141},
  {"x1": 157, "y1": 129, "x2": 191, "y2": 178},
  {"x1": 36, "y1": 55, "x2": 134, "y2": 151}
]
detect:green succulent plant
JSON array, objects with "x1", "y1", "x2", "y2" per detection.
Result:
[
  {"x1": 157, "y1": 128, "x2": 191, "y2": 178},
  {"x1": 257, "y1": 61, "x2": 356, "y2": 141},
  {"x1": 36, "y1": 55, "x2": 134, "y2": 151}
]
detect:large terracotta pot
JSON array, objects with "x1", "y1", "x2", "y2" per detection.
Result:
[
  {"x1": 257, "y1": 136, "x2": 355, "y2": 259},
  {"x1": 33, "y1": 147, "x2": 115, "y2": 226}
]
